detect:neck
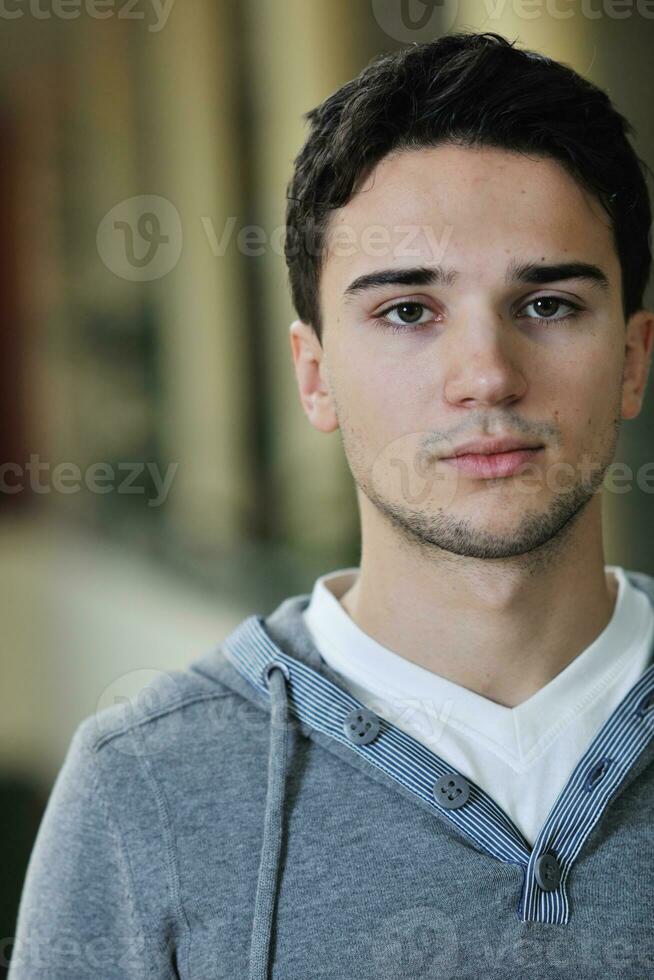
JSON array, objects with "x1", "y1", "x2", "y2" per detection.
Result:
[{"x1": 340, "y1": 495, "x2": 618, "y2": 709}]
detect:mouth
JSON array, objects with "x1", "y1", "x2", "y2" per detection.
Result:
[{"x1": 440, "y1": 446, "x2": 544, "y2": 479}]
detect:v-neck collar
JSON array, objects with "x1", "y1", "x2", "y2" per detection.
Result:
[
  {"x1": 218, "y1": 583, "x2": 654, "y2": 925},
  {"x1": 303, "y1": 565, "x2": 653, "y2": 766}
]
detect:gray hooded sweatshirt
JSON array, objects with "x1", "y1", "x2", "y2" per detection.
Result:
[{"x1": 7, "y1": 568, "x2": 654, "y2": 979}]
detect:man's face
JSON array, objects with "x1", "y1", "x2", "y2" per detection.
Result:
[{"x1": 293, "y1": 144, "x2": 651, "y2": 560}]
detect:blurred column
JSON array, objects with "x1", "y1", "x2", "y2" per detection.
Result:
[
  {"x1": 68, "y1": 18, "x2": 146, "y2": 532},
  {"x1": 135, "y1": 0, "x2": 255, "y2": 555},
  {"x1": 241, "y1": 0, "x2": 364, "y2": 557},
  {"x1": 589, "y1": 14, "x2": 654, "y2": 574}
]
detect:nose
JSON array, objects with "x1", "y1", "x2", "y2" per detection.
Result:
[{"x1": 443, "y1": 314, "x2": 527, "y2": 409}]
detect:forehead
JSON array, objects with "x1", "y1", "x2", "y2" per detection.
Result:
[{"x1": 321, "y1": 144, "x2": 617, "y2": 295}]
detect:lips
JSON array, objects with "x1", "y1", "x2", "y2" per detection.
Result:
[
  {"x1": 441, "y1": 445, "x2": 544, "y2": 479},
  {"x1": 444, "y1": 437, "x2": 544, "y2": 458}
]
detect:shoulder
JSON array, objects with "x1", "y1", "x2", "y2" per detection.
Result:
[
  {"x1": 41, "y1": 654, "x2": 248, "y2": 847},
  {"x1": 69, "y1": 637, "x2": 274, "y2": 817},
  {"x1": 79, "y1": 650, "x2": 241, "y2": 760}
]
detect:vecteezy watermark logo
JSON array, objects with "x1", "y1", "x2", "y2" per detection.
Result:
[
  {"x1": 371, "y1": 0, "x2": 459, "y2": 41},
  {"x1": 0, "y1": 454, "x2": 178, "y2": 506},
  {"x1": 370, "y1": 432, "x2": 461, "y2": 511},
  {"x1": 94, "y1": 668, "x2": 184, "y2": 756},
  {"x1": 3, "y1": 929, "x2": 152, "y2": 973},
  {"x1": 364, "y1": 693, "x2": 456, "y2": 750},
  {"x1": 369, "y1": 431, "x2": 654, "y2": 509},
  {"x1": 483, "y1": 0, "x2": 654, "y2": 19},
  {"x1": 92, "y1": 666, "x2": 240, "y2": 756},
  {"x1": 0, "y1": 0, "x2": 176, "y2": 32},
  {"x1": 97, "y1": 195, "x2": 182, "y2": 281},
  {"x1": 371, "y1": 0, "x2": 654, "y2": 37},
  {"x1": 368, "y1": 906, "x2": 459, "y2": 979}
]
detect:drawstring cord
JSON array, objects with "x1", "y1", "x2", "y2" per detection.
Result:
[{"x1": 248, "y1": 661, "x2": 291, "y2": 980}]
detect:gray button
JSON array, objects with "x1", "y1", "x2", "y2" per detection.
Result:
[
  {"x1": 534, "y1": 853, "x2": 561, "y2": 891},
  {"x1": 432, "y1": 773, "x2": 470, "y2": 810},
  {"x1": 343, "y1": 707, "x2": 380, "y2": 745}
]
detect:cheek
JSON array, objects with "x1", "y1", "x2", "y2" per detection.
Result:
[
  {"x1": 336, "y1": 354, "x2": 427, "y2": 454},
  {"x1": 547, "y1": 348, "x2": 623, "y2": 445},
  {"x1": 366, "y1": 364, "x2": 426, "y2": 421},
  {"x1": 570, "y1": 346, "x2": 622, "y2": 404},
  {"x1": 537, "y1": 326, "x2": 617, "y2": 382}
]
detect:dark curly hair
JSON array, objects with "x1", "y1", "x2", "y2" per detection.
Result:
[{"x1": 284, "y1": 31, "x2": 652, "y2": 344}]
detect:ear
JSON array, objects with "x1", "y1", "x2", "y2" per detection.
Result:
[
  {"x1": 288, "y1": 319, "x2": 339, "y2": 433},
  {"x1": 621, "y1": 308, "x2": 654, "y2": 420}
]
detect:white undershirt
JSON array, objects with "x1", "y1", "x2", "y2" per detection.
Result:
[{"x1": 302, "y1": 565, "x2": 654, "y2": 846}]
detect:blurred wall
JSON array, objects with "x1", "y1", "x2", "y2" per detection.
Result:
[{"x1": 0, "y1": 0, "x2": 652, "y2": 801}]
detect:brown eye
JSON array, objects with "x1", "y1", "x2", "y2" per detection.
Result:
[
  {"x1": 393, "y1": 303, "x2": 424, "y2": 323},
  {"x1": 534, "y1": 297, "x2": 563, "y2": 317},
  {"x1": 518, "y1": 296, "x2": 583, "y2": 322},
  {"x1": 373, "y1": 301, "x2": 434, "y2": 332}
]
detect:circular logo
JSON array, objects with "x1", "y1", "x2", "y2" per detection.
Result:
[
  {"x1": 97, "y1": 194, "x2": 183, "y2": 281},
  {"x1": 93, "y1": 668, "x2": 183, "y2": 756},
  {"x1": 370, "y1": 430, "x2": 461, "y2": 511},
  {"x1": 371, "y1": 0, "x2": 459, "y2": 43}
]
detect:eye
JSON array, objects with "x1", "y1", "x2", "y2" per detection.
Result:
[
  {"x1": 517, "y1": 295, "x2": 583, "y2": 322},
  {"x1": 372, "y1": 301, "x2": 435, "y2": 333}
]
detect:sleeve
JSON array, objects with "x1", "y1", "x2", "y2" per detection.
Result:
[{"x1": 7, "y1": 720, "x2": 159, "y2": 979}]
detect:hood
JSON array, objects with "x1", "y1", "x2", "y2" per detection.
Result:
[
  {"x1": 191, "y1": 592, "x2": 345, "y2": 979},
  {"x1": 191, "y1": 568, "x2": 654, "y2": 977}
]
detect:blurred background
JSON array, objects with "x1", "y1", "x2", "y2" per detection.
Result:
[{"x1": 1, "y1": 0, "x2": 653, "y2": 971}]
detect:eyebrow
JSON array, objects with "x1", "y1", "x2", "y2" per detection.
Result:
[{"x1": 342, "y1": 260, "x2": 610, "y2": 302}]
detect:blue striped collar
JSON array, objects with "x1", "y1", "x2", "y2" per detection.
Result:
[{"x1": 222, "y1": 606, "x2": 654, "y2": 925}]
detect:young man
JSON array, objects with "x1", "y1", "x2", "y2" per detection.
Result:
[{"x1": 9, "y1": 31, "x2": 654, "y2": 980}]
